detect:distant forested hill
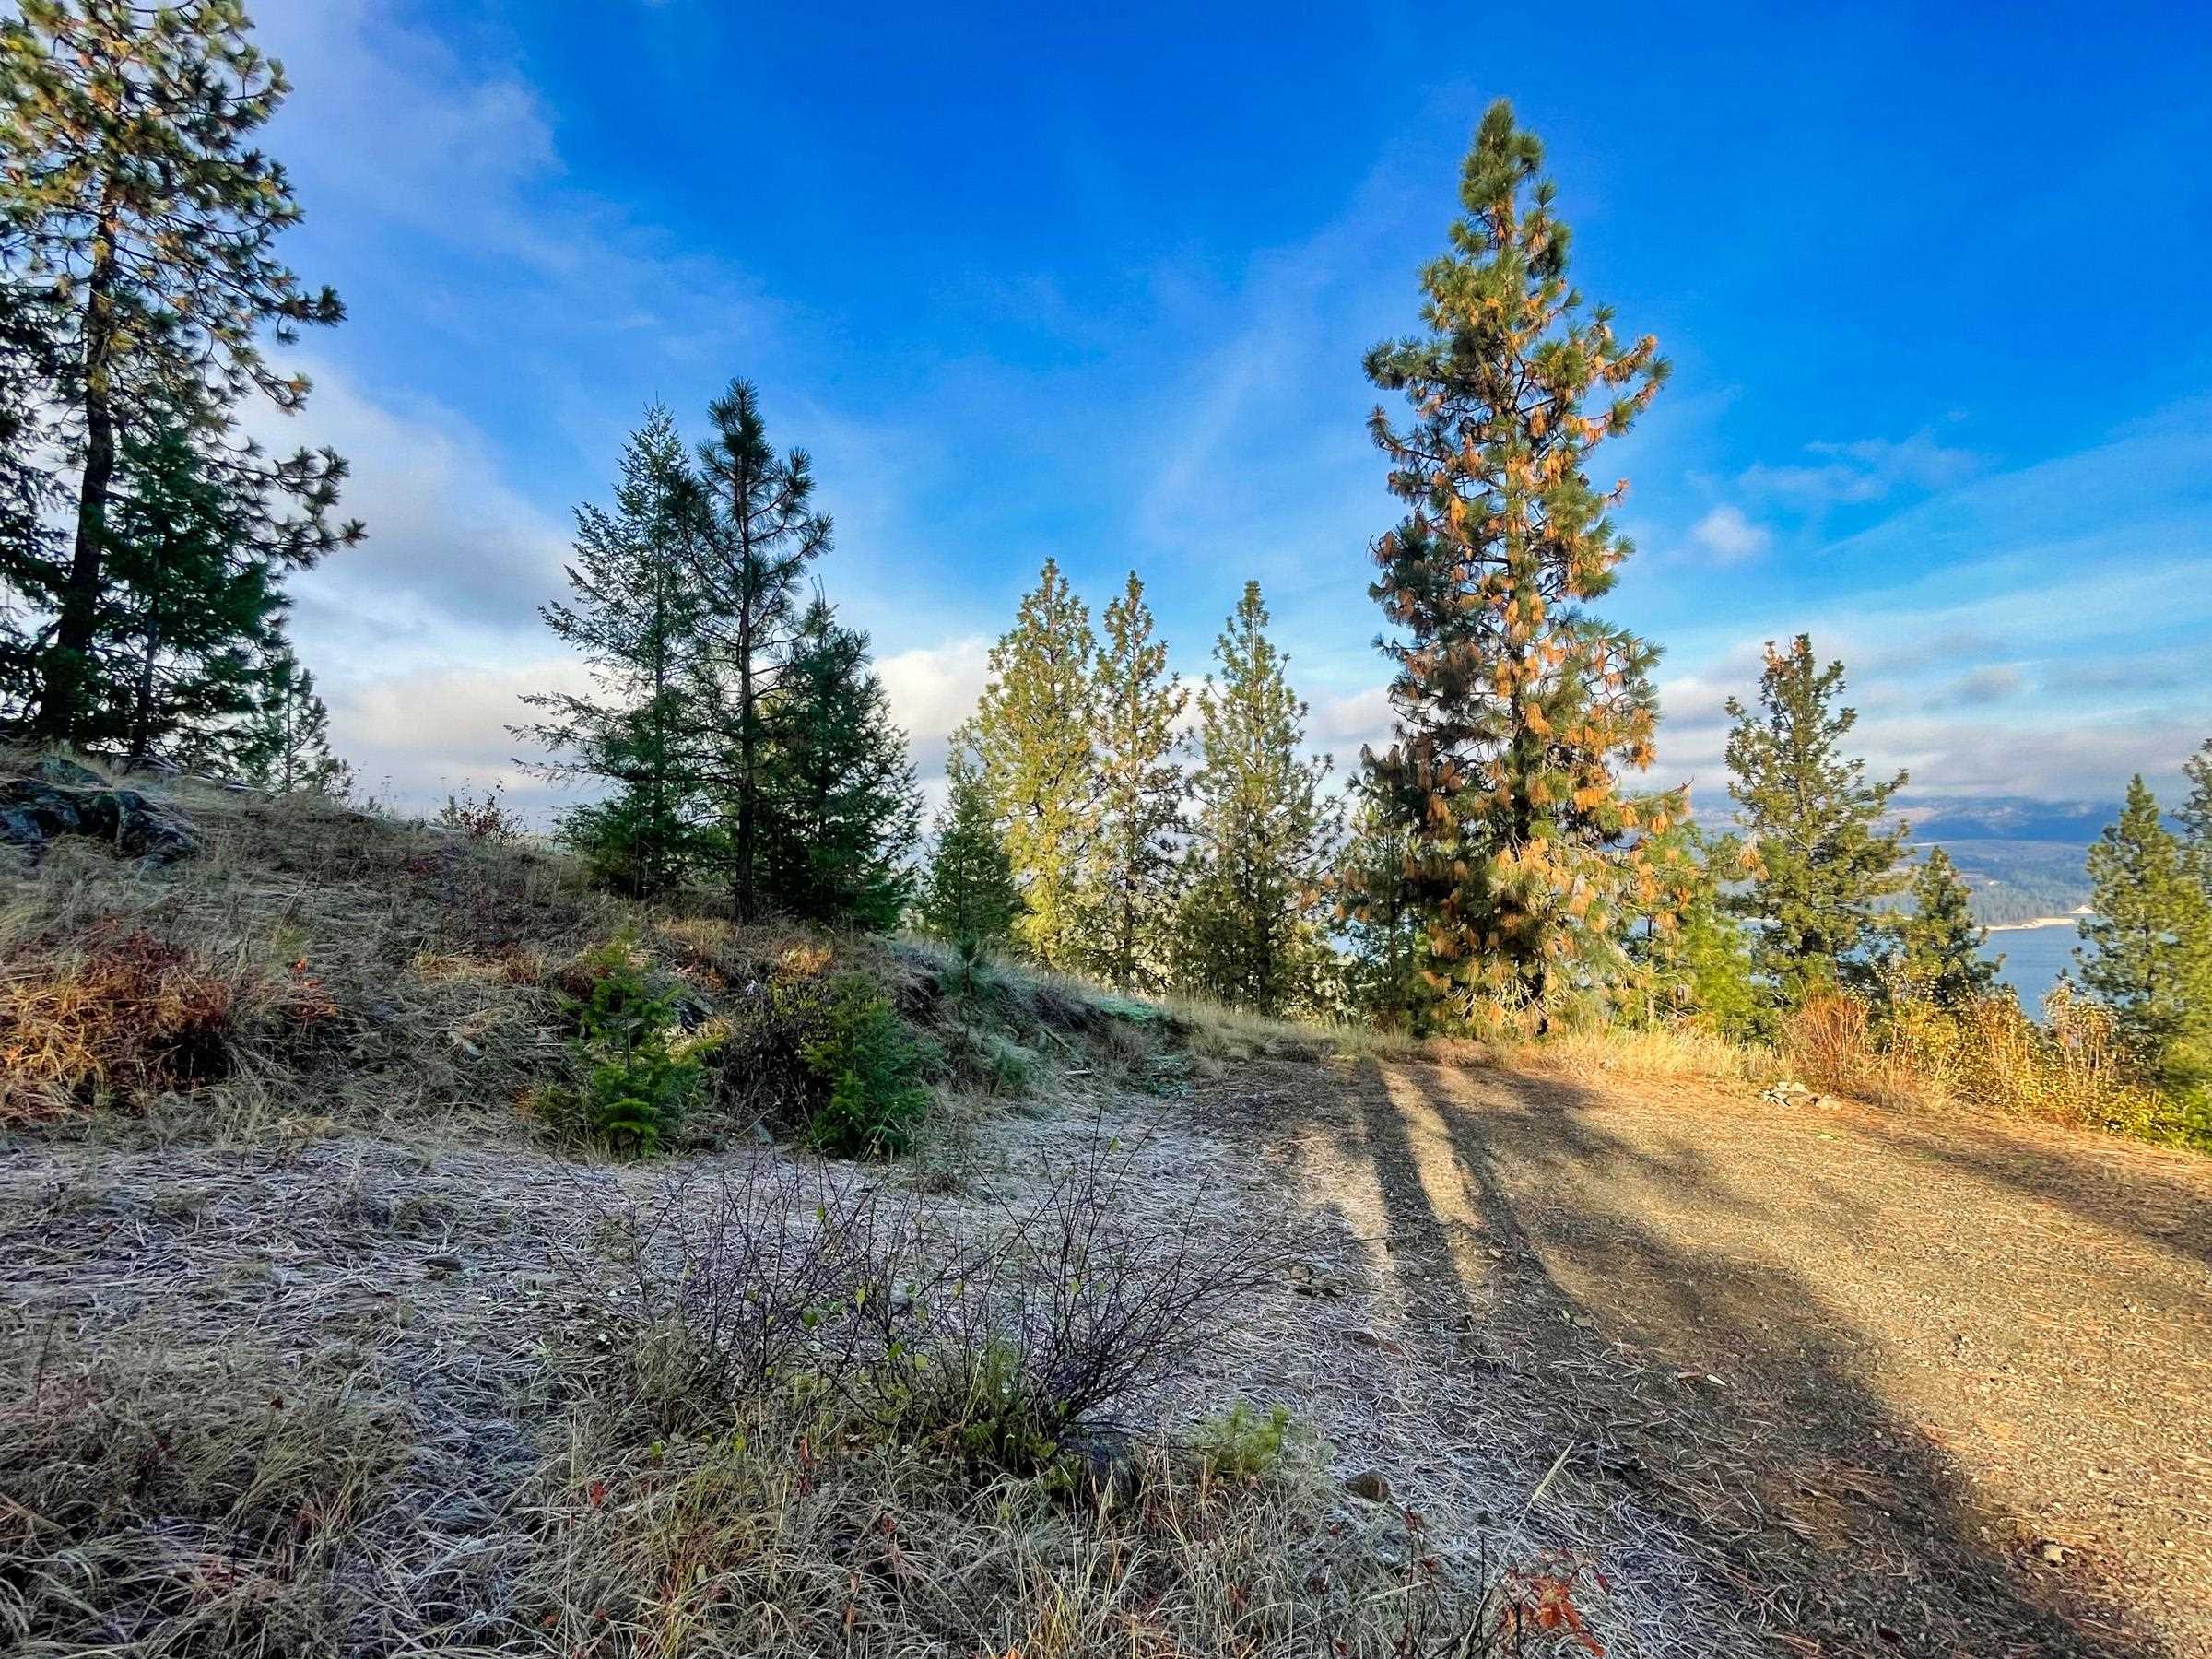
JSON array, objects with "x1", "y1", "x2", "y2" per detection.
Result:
[{"x1": 1901, "y1": 797, "x2": 2106, "y2": 925}]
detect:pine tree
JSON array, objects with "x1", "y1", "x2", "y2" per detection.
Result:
[
  {"x1": 2180, "y1": 736, "x2": 2212, "y2": 895},
  {"x1": 684, "y1": 381, "x2": 831, "y2": 919},
  {"x1": 1175, "y1": 582, "x2": 1336, "y2": 1017},
  {"x1": 1088, "y1": 572, "x2": 1187, "y2": 990},
  {"x1": 518, "y1": 406, "x2": 707, "y2": 896},
  {"x1": 2078, "y1": 776, "x2": 2212, "y2": 1080},
  {"x1": 756, "y1": 595, "x2": 921, "y2": 931},
  {"x1": 235, "y1": 641, "x2": 347, "y2": 794},
  {"x1": 973, "y1": 559, "x2": 1099, "y2": 970},
  {"x1": 1724, "y1": 636, "x2": 1909, "y2": 1005},
  {"x1": 1633, "y1": 821, "x2": 1765, "y2": 1041},
  {"x1": 918, "y1": 726, "x2": 1022, "y2": 947},
  {"x1": 1, "y1": 0, "x2": 359, "y2": 742},
  {"x1": 1891, "y1": 847, "x2": 1997, "y2": 1007},
  {"x1": 1358, "y1": 100, "x2": 1676, "y2": 1037},
  {"x1": 0, "y1": 276, "x2": 64, "y2": 717},
  {"x1": 1336, "y1": 784, "x2": 1426, "y2": 1030},
  {"x1": 90, "y1": 422, "x2": 284, "y2": 764}
]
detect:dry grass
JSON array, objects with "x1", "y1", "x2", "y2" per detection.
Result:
[
  {"x1": 510, "y1": 1140, "x2": 1546, "y2": 1659},
  {"x1": 0, "y1": 1324, "x2": 409, "y2": 1657},
  {"x1": 516, "y1": 1347, "x2": 1514, "y2": 1659},
  {"x1": 0, "y1": 756, "x2": 632, "y2": 1142},
  {"x1": 1783, "y1": 985, "x2": 2201, "y2": 1144}
]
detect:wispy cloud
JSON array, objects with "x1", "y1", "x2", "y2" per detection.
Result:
[
  {"x1": 1688, "y1": 503, "x2": 1771, "y2": 563},
  {"x1": 1739, "y1": 428, "x2": 1985, "y2": 510}
]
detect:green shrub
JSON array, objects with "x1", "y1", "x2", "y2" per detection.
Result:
[
  {"x1": 1193, "y1": 1401, "x2": 1294, "y2": 1481},
  {"x1": 541, "y1": 937, "x2": 717, "y2": 1155},
  {"x1": 800, "y1": 972, "x2": 930, "y2": 1157}
]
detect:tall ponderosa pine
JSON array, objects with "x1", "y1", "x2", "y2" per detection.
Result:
[
  {"x1": 1, "y1": 0, "x2": 359, "y2": 741},
  {"x1": 918, "y1": 727, "x2": 1021, "y2": 947},
  {"x1": 1723, "y1": 636, "x2": 1909, "y2": 1004},
  {"x1": 1892, "y1": 847, "x2": 1996, "y2": 1007},
  {"x1": 757, "y1": 596, "x2": 921, "y2": 932},
  {"x1": 518, "y1": 406, "x2": 706, "y2": 897},
  {"x1": 97, "y1": 421, "x2": 283, "y2": 764},
  {"x1": 1358, "y1": 100, "x2": 1675, "y2": 1036},
  {"x1": 685, "y1": 380, "x2": 830, "y2": 919},
  {"x1": 974, "y1": 559, "x2": 1099, "y2": 970},
  {"x1": 235, "y1": 641, "x2": 347, "y2": 794},
  {"x1": 1088, "y1": 572, "x2": 1186, "y2": 990},
  {"x1": 2078, "y1": 776, "x2": 2212, "y2": 1081},
  {"x1": 1175, "y1": 582, "x2": 1336, "y2": 1018}
]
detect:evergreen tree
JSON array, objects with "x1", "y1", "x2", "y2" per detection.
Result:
[
  {"x1": 756, "y1": 595, "x2": 921, "y2": 931},
  {"x1": 917, "y1": 726, "x2": 1022, "y2": 947},
  {"x1": 1723, "y1": 636, "x2": 1909, "y2": 1005},
  {"x1": 1336, "y1": 784, "x2": 1426, "y2": 1030},
  {"x1": 91, "y1": 422, "x2": 284, "y2": 764},
  {"x1": 1357, "y1": 100, "x2": 1676, "y2": 1036},
  {"x1": 1, "y1": 0, "x2": 359, "y2": 742},
  {"x1": 973, "y1": 558, "x2": 1099, "y2": 970},
  {"x1": 1088, "y1": 572, "x2": 1187, "y2": 990},
  {"x1": 518, "y1": 406, "x2": 707, "y2": 897},
  {"x1": 683, "y1": 380, "x2": 830, "y2": 919},
  {"x1": 2180, "y1": 735, "x2": 2212, "y2": 895},
  {"x1": 1175, "y1": 582, "x2": 1336, "y2": 1017},
  {"x1": 235, "y1": 641, "x2": 347, "y2": 794},
  {"x1": 1633, "y1": 821, "x2": 1765, "y2": 1041},
  {"x1": 0, "y1": 276, "x2": 64, "y2": 717},
  {"x1": 2078, "y1": 776, "x2": 2212, "y2": 1082},
  {"x1": 1891, "y1": 847, "x2": 1997, "y2": 1007}
]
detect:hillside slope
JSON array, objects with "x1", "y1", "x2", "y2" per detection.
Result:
[{"x1": 4, "y1": 764, "x2": 2207, "y2": 1656}]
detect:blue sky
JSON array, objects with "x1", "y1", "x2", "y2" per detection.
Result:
[{"x1": 246, "y1": 0, "x2": 2212, "y2": 818}]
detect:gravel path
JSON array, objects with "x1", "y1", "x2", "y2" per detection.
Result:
[{"x1": 1209, "y1": 1056, "x2": 2212, "y2": 1658}]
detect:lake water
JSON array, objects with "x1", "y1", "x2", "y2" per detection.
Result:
[{"x1": 1980, "y1": 921, "x2": 2080, "y2": 1008}]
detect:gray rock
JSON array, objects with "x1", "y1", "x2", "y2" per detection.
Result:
[
  {"x1": 0, "y1": 781, "x2": 204, "y2": 868},
  {"x1": 29, "y1": 756, "x2": 108, "y2": 786}
]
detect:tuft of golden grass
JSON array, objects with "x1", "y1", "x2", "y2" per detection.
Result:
[{"x1": 1784, "y1": 985, "x2": 2187, "y2": 1141}]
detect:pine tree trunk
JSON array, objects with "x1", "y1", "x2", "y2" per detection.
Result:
[
  {"x1": 42, "y1": 192, "x2": 122, "y2": 744},
  {"x1": 734, "y1": 501, "x2": 758, "y2": 921},
  {"x1": 129, "y1": 590, "x2": 161, "y2": 764}
]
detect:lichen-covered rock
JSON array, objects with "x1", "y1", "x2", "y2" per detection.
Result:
[
  {"x1": 0, "y1": 781, "x2": 203, "y2": 868},
  {"x1": 28, "y1": 756, "x2": 108, "y2": 787}
]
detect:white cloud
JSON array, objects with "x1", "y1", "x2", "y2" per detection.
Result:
[
  {"x1": 1739, "y1": 428, "x2": 1984, "y2": 510},
  {"x1": 877, "y1": 635, "x2": 993, "y2": 779},
  {"x1": 1688, "y1": 503, "x2": 1771, "y2": 563}
]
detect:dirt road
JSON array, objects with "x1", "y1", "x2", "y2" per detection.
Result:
[{"x1": 1216, "y1": 1057, "x2": 2212, "y2": 1657}]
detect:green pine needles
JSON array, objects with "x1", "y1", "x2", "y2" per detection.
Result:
[{"x1": 543, "y1": 939, "x2": 720, "y2": 1158}]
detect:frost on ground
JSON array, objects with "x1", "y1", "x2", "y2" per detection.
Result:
[{"x1": 5, "y1": 1054, "x2": 2208, "y2": 1657}]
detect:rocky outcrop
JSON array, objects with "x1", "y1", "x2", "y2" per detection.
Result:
[
  {"x1": 0, "y1": 780, "x2": 205, "y2": 868},
  {"x1": 29, "y1": 757, "x2": 110, "y2": 787}
]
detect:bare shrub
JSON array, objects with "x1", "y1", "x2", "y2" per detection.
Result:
[
  {"x1": 562, "y1": 1124, "x2": 1283, "y2": 1465},
  {"x1": 526, "y1": 1141, "x2": 1527, "y2": 1657}
]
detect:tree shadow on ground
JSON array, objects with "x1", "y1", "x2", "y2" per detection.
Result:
[{"x1": 1325, "y1": 1057, "x2": 2172, "y2": 1659}]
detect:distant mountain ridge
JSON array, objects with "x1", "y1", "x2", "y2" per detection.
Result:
[{"x1": 1896, "y1": 795, "x2": 2105, "y2": 925}]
